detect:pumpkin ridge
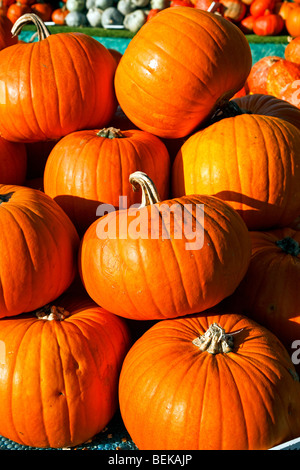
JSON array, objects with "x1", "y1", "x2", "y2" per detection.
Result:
[
  {"x1": 68, "y1": 33, "x2": 101, "y2": 128},
  {"x1": 1, "y1": 318, "x2": 34, "y2": 445},
  {"x1": 265, "y1": 117, "x2": 294, "y2": 225},
  {"x1": 5, "y1": 45, "x2": 39, "y2": 141}
]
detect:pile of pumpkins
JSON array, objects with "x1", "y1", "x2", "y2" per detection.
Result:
[
  {"x1": 1, "y1": 0, "x2": 300, "y2": 35},
  {"x1": 1, "y1": 7, "x2": 300, "y2": 451}
]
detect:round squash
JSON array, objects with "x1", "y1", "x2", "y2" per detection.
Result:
[
  {"x1": 172, "y1": 113, "x2": 300, "y2": 230},
  {"x1": 0, "y1": 13, "x2": 117, "y2": 142},
  {"x1": 0, "y1": 286, "x2": 131, "y2": 448},
  {"x1": 43, "y1": 127, "x2": 170, "y2": 234},
  {"x1": 114, "y1": 7, "x2": 252, "y2": 138},
  {"x1": 0, "y1": 185, "x2": 79, "y2": 318},
  {"x1": 79, "y1": 172, "x2": 251, "y2": 320},
  {"x1": 227, "y1": 228, "x2": 300, "y2": 361},
  {"x1": 118, "y1": 311, "x2": 300, "y2": 450}
]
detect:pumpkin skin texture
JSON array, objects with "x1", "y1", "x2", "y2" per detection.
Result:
[
  {"x1": 43, "y1": 128, "x2": 170, "y2": 235},
  {"x1": 0, "y1": 185, "x2": 79, "y2": 318},
  {"x1": 79, "y1": 172, "x2": 251, "y2": 321},
  {"x1": 118, "y1": 311, "x2": 300, "y2": 450},
  {"x1": 246, "y1": 55, "x2": 281, "y2": 94},
  {"x1": 226, "y1": 228, "x2": 300, "y2": 369},
  {"x1": 266, "y1": 58, "x2": 300, "y2": 99},
  {"x1": 114, "y1": 7, "x2": 252, "y2": 138},
  {"x1": 0, "y1": 137, "x2": 27, "y2": 185},
  {"x1": 172, "y1": 114, "x2": 300, "y2": 231},
  {"x1": 232, "y1": 93, "x2": 300, "y2": 131},
  {"x1": 0, "y1": 288, "x2": 131, "y2": 448},
  {"x1": 0, "y1": 14, "x2": 117, "y2": 143}
]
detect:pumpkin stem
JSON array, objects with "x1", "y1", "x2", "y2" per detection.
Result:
[
  {"x1": 0, "y1": 192, "x2": 14, "y2": 204},
  {"x1": 208, "y1": 100, "x2": 250, "y2": 125},
  {"x1": 192, "y1": 323, "x2": 234, "y2": 354},
  {"x1": 276, "y1": 237, "x2": 300, "y2": 256},
  {"x1": 11, "y1": 13, "x2": 51, "y2": 40},
  {"x1": 35, "y1": 304, "x2": 69, "y2": 321},
  {"x1": 129, "y1": 171, "x2": 161, "y2": 208},
  {"x1": 97, "y1": 127, "x2": 125, "y2": 139}
]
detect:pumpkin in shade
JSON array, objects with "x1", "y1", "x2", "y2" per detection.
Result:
[
  {"x1": 0, "y1": 13, "x2": 117, "y2": 143},
  {"x1": 232, "y1": 93, "x2": 300, "y2": 131},
  {"x1": 114, "y1": 7, "x2": 252, "y2": 138},
  {"x1": 118, "y1": 311, "x2": 300, "y2": 450},
  {"x1": 171, "y1": 113, "x2": 300, "y2": 231},
  {"x1": 31, "y1": 2, "x2": 53, "y2": 21},
  {"x1": 285, "y1": 35, "x2": 300, "y2": 64},
  {"x1": 79, "y1": 171, "x2": 251, "y2": 321},
  {"x1": 43, "y1": 127, "x2": 170, "y2": 235},
  {"x1": 226, "y1": 228, "x2": 300, "y2": 371},
  {"x1": 0, "y1": 185, "x2": 79, "y2": 318},
  {"x1": 246, "y1": 55, "x2": 281, "y2": 94},
  {"x1": 0, "y1": 13, "x2": 18, "y2": 50},
  {"x1": 6, "y1": 2, "x2": 31, "y2": 24},
  {"x1": 0, "y1": 137, "x2": 27, "y2": 185},
  {"x1": 0, "y1": 286, "x2": 131, "y2": 448},
  {"x1": 266, "y1": 58, "x2": 300, "y2": 99}
]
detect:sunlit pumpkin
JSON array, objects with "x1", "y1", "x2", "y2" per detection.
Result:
[
  {"x1": 0, "y1": 13, "x2": 117, "y2": 142},
  {"x1": 79, "y1": 171, "x2": 251, "y2": 321},
  {"x1": 119, "y1": 310, "x2": 300, "y2": 450},
  {"x1": 172, "y1": 113, "x2": 300, "y2": 230},
  {"x1": 0, "y1": 284, "x2": 131, "y2": 448},
  {"x1": 114, "y1": 7, "x2": 252, "y2": 138}
]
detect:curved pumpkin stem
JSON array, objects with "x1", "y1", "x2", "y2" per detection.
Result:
[
  {"x1": 36, "y1": 304, "x2": 69, "y2": 321},
  {"x1": 192, "y1": 323, "x2": 234, "y2": 354},
  {"x1": 209, "y1": 100, "x2": 250, "y2": 125},
  {"x1": 129, "y1": 171, "x2": 161, "y2": 208},
  {"x1": 11, "y1": 13, "x2": 51, "y2": 40}
]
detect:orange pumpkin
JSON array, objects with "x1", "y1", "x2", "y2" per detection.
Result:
[
  {"x1": 51, "y1": 6, "x2": 69, "y2": 24},
  {"x1": 118, "y1": 311, "x2": 300, "y2": 450},
  {"x1": 266, "y1": 58, "x2": 300, "y2": 98},
  {"x1": 0, "y1": 13, "x2": 18, "y2": 50},
  {"x1": 0, "y1": 13, "x2": 117, "y2": 143},
  {"x1": 0, "y1": 286, "x2": 131, "y2": 448},
  {"x1": 0, "y1": 185, "x2": 79, "y2": 318},
  {"x1": 252, "y1": 12, "x2": 284, "y2": 35},
  {"x1": 232, "y1": 93, "x2": 300, "y2": 130},
  {"x1": 43, "y1": 127, "x2": 171, "y2": 235},
  {"x1": 226, "y1": 228, "x2": 300, "y2": 370},
  {"x1": 114, "y1": 7, "x2": 252, "y2": 138},
  {"x1": 6, "y1": 2, "x2": 31, "y2": 24},
  {"x1": 172, "y1": 113, "x2": 300, "y2": 230},
  {"x1": 79, "y1": 171, "x2": 251, "y2": 321},
  {"x1": 31, "y1": 2, "x2": 53, "y2": 21},
  {"x1": 286, "y1": 5, "x2": 300, "y2": 36},
  {"x1": 276, "y1": 0, "x2": 297, "y2": 20},
  {"x1": 285, "y1": 35, "x2": 300, "y2": 64}
]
